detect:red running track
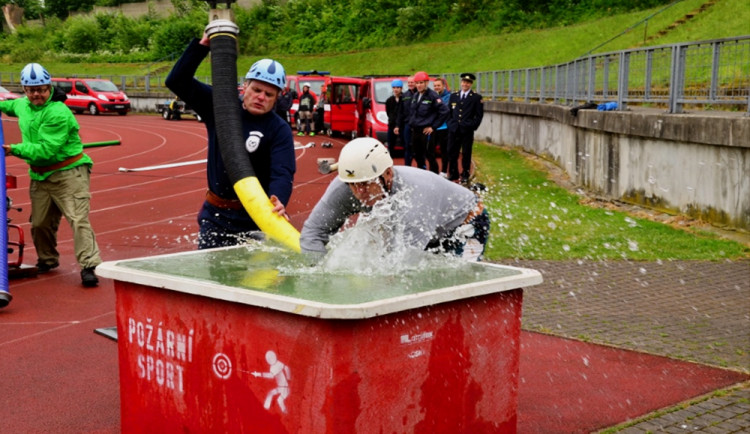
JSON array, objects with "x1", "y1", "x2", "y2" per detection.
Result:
[{"x1": 0, "y1": 114, "x2": 746, "y2": 433}]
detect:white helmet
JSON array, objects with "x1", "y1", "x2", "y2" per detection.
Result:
[
  {"x1": 338, "y1": 138, "x2": 393, "y2": 183},
  {"x1": 302, "y1": 82, "x2": 311, "y2": 89}
]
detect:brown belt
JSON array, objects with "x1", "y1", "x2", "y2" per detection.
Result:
[
  {"x1": 205, "y1": 189, "x2": 244, "y2": 210},
  {"x1": 30, "y1": 153, "x2": 84, "y2": 174},
  {"x1": 463, "y1": 200, "x2": 485, "y2": 224}
]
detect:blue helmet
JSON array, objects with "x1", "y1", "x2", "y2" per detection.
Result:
[
  {"x1": 21, "y1": 63, "x2": 51, "y2": 86},
  {"x1": 391, "y1": 79, "x2": 403, "y2": 88},
  {"x1": 245, "y1": 59, "x2": 286, "y2": 91}
]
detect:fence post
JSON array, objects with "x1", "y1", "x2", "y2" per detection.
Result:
[
  {"x1": 710, "y1": 41, "x2": 720, "y2": 103},
  {"x1": 617, "y1": 51, "x2": 629, "y2": 110},
  {"x1": 492, "y1": 71, "x2": 497, "y2": 101},
  {"x1": 570, "y1": 61, "x2": 578, "y2": 106},
  {"x1": 539, "y1": 67, "x2": 545, "y2": 103},
  {"x1": 565, "y1": 62, "x2": 573, "y2": 105},
  {"x1": 524, "y1": 68, "x2": 530, "y2": 102},
  {"x1": 644, "y1": 49, "x2": 653, "y2": 102},
  {"x1": 603, "y1": 56, "x2": 610, "y2": 100},
  {"x1": 669, "y1": 44, "x2": 686, "y2": 114},
  {"x1": 587, "y1": 57, "x2": 595, "y2": 103}
]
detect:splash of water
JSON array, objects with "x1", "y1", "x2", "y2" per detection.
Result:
[{"x1": 315, "y1": 189, "x2": 464, "y2": 276}]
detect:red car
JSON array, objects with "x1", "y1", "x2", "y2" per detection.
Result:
[
  {"x1": 51, "y1": 78, "x2": 130, "y2": 116},
  {"x1": 0, "y1": 85, "x2": 21, "y2": 101},
  {"x1": 322, "y1": 76, "x2": 367, "y2": 138}
]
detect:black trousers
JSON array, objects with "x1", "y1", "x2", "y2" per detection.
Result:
[
  {"x1": 410, "y1": 125, "x2": 429, "y2": 170},
  {"x1": 428, "y1": 128, "x2": 448, "y2": 174},
  {"x1": 447, "y1": 129, "x2": 474, "y2": 180}
]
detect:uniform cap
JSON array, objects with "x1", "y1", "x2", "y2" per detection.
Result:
[{"x1": 460, "y1": 73, "x2": 476, "y2": 82}]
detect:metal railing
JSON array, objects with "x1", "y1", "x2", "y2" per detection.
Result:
[
  {"x1": 442, "y1": 36, "x2": 750, "y2": 114},
  {"x1": 1, "y1": 36, "x2": 747, "y2": 114},
  {"x1": 0, "y1": 73, "x2": 212, "y2": 94}
]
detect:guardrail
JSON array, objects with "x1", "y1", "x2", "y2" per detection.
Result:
[
  {"x1": 1, "y1": 36, "x2": 748, "y2": 114},
  {"x1": 441, "y1": 36, "x2": 750, "y2": 114}
]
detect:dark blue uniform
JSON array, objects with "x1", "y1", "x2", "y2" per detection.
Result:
[
  {"x1": 447, "y1": 89, "x2": 484, "y2": 181},
  {"x1": 398, "y1": 88, "x2": 415, "y2": 166},
  {"x1": 400, "y1": 88, "x2": 449, "y2": 170},
  {"x1": 166, "y1": 38, "x2": 296, "y2": 249}
]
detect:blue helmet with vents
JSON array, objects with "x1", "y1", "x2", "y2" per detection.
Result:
[
  {"x1": 391, "y1": 79, "x2": 403, "y2": 88},
  {"x1": 21, "y1": 63, "x2": 51, "y2": 86},
  {"x1": 245, "y1": 59, "x2": 286, "y2": 91}
]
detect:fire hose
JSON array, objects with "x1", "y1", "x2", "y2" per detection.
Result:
[{"x1": 205, "y1": 20, "x2": 301, "y2": 252}]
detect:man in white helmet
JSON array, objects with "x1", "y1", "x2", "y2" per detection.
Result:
[
  {"x1": 300, "y1": 138, "x2": 489, "y2": 261},
  {"x1": 296, "y1": 83, "x2": 317, "y2": 136}
]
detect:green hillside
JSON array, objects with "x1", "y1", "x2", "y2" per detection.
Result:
[
  {"x1": 1, "y1": 0, "x2": 747, "y2": 79},
  {"x1": 259, "y1": 0, "x2": 748, "y2": 76}
]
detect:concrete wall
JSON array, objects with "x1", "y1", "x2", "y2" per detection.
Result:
[
  {"x1": 128, "y1": 92, "x2": 171, "y2": 112},
  {"x1": 92, "y1": 0, "x2": 261, "y2": 18},
  {"x1": 477, "y1": 102, "x2": 750, "y2": 230}
]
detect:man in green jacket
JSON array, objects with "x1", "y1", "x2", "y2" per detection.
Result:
[{"x1": 0, "y1": 63, "x2": 102, "y2": 287}]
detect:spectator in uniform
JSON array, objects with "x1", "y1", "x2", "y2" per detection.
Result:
[
  {"x1": 297, "y1": 83, "x2": 317, "y2": 136},
  {"x1": 447, "y1": 73, "x2": 484, "y2": 184},
  {"x1": 275, "y1": 84, "x2": 295, "y2": 127},
  {"x1": 314, "y1": 84, "x2": 327, "y2": 135},
  {"x1": 429, "y1": 77, "x2": 450, "y2": 175},
  {"x1": 385, "y1": 78, "x2": 403, "y2": 157},
  {"x1": 394, "y1": 76, "x2": 416, "y2": 166},
  {"x1": 166, "y1": 32, "x2": 295, "y2": 249},
  {"x1": 0, "y1": 62, "x2": 102, "y2": 287},
  {"x1": 398, "y1": 71, "x2": 449, "y2": 171}
]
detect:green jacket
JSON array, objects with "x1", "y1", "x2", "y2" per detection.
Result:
[{"x1": 0, "y1": 94, "x2": 92, "y2": 181}]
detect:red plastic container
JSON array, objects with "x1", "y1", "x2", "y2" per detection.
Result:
[{"x1": 98, "y1": 246, "x2": 542, "y2": 433}]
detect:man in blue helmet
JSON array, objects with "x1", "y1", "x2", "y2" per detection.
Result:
[
  {"x1": 0, "y1": 63, "x2": 102, "y2": 287},
  {"x1": 384, "y1": 78, "x2": 403, "y2": 157},
  {"x1": 166, "y1": 31, "x2": 296, "y2": 249}
]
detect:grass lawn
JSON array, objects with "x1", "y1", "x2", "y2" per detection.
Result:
[{"x1": 473, "y1": 143, "x2": 750, "y2": 261}]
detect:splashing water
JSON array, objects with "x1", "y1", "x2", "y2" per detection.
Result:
[{"x1": 314, "y1": 189, "x2": 465, "y2": 276}]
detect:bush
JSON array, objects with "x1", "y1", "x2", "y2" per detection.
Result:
[
  {"x1": 149, "y1": 12, "x2": 204, "y2": 59},
  {"x1": 63, "y1": 16, "x2": 101, "y2": 53}
]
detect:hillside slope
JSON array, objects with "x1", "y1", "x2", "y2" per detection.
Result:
[
  {"x1": 2, "y1": 0, "x2": 746, "y2": 78},
  {"x1": 242, "y1": 0, "x2": 749, "y2": 77}
]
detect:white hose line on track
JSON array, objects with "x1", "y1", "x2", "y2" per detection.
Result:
[
  {"x1": 118, "y1": 142, "x2": 315, "y2": 172},
  {"x1": 118, "y1": 159, "x2": 207, "y2": 172}
]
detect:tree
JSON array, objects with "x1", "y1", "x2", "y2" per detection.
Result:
[{"x1": 44, "y1": 0, "x2": 96, "y2": 19}]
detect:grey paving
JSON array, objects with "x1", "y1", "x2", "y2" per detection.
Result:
[{"x1": 509, "y1": 258, "x2": 750, "y2": 433}]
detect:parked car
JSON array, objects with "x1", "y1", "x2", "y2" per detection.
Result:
[
  {"x1": 322, "y1": 76, "x2": 367, "y2": 139},
  {"x1": 0, "y1": 85, "x2": 21, "y2": 101},
  {"x1": 51, "y1": 78, "x2": 130, "y2": 115}
]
